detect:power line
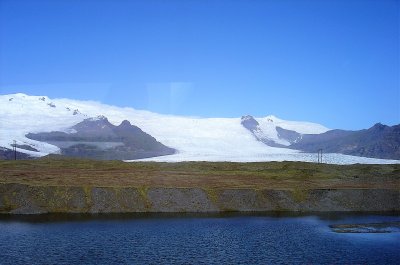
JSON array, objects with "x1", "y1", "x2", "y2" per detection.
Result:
[
  {"x1": 13, "y1": 140, "x2": 16, "y2": 160},
  {"x1": 317, "y1": 149, "x2": 323, "y2": 163}
]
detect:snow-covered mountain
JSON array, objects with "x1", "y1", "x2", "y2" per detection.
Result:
[
  {"x1": 0, "y1": 93, "x2": 398, "y2": 164},
  {"x1": 240, "y1": 115, "x2": 327, "y2": 147}
]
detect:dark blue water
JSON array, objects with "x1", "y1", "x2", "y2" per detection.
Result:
[{"x1": 0, "y1": 213, "x2": 399, "y2": 265}]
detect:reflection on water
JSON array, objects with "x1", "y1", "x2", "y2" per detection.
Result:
[{"x1": 0, "y1": 212, "x2": 399, "y2": 265}]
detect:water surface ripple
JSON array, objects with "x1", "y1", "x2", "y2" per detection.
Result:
[{"x1": 0, "y1": 213, "x2": 399, "y2": 264}]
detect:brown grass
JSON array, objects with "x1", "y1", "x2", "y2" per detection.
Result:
[{"x1": 0, "y1": 157, "x2": 399, "y2": 189}]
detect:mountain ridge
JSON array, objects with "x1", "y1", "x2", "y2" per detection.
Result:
[
  {"x1": 288, "y1": 123, "x2": 400, "y2": 160},
  {"x1": 25, "y1": 116, "x2": 175, "y2": 160}
]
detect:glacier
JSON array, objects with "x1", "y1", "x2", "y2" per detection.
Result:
[{"x1": 0, "y1": 93, "x2": 398, "y2": 165}]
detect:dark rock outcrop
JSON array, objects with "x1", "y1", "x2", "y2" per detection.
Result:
[
  {"x1": 276, "y1": 126, "x2": 302, "y2": 144},
  {"x1": 15, "y1": 144, "x2": 39, "y2": 152},
  {"x1": 241, "y1": 115, "x2": 285, "y2": 147},
  {"x1": 26, "y1": 116, "x2": 175, "y2": 160},
  {"x1": 241, "y1": 115, "x2": 260, "y2": 132}
]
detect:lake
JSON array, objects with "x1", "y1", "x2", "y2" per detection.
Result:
[{"x1": 0, "y1": 213, "x2": 399, "y2": 264}]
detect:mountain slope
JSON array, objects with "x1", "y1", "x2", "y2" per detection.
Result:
[
  {"x1": 0, "y1": 93, "x2": 306, "y2": 160},
  {"x1": 0, "y1": 93, "x2": 398, "y2": 164},
  {"x1": 240, "y1": 115, "x2": 329, "y2": 147},
  {"x1": 241, "y1": 115, "x2": 286, "y2": 147},
  {"x1": 289, "y1": 123, "x2": 400, "y2": 160},
  {"x1": 26, "y1": 116, "x2": 175, "y2": 160},
  {"x1": 240, "y1": 114, "x2": 400, "y2": 160}
]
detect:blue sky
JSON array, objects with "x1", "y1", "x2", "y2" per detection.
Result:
[{"x1": 0, "y1": 0, "x2": 399, "y2": 130}]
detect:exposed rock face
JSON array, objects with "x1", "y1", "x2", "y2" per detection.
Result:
[
  {"x1": 15, "y1": 144, "x2": 39, "y2": 152},
  {"x1": 147, "y1": 188, "x2": 219, "y2": 212},
  {"x1": 241, "y1": 115, "x2": 285, "y2": 147},
  {"x1": 26, "y1": 116, "x2": 176, "y2": 160},
  {"x1": 241, "y1": 115, "x2": 260, "y2": 132},
  {"x1": 1, "y1": 184, "x2": 398, "y2": 214},
  {"x1": 276, "y1": 126, "x2": 302, "y2": 144}
]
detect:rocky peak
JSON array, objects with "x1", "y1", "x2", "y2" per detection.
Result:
[
  {"x1": 93, "y1": 115, "x2": 108, "y2": 121},
  {"x1": 119, "y1": 120, "x2": 132, "y2": 127},
  {"x1": 241, "y1": 115, "x2": 255, "y2": 121},
  {"x1": 73, "y1": 116, "x2": 114, "y2": 134},
  {"x1": 241, "y1": 115, "x2": 259, "y2": 131},
  {"x1": 370, "y1": 123, "x2": 387, "y2": 131},
  {"x1": 84, "y1": 115, "x2": 110, "y2": 124}
]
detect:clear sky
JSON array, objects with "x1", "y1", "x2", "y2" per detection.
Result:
[{"x1": 0, "y1": 0, "x2": 399, "y2": 130}]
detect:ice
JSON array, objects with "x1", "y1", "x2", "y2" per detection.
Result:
[
  {"x1": 0, "y1": 93, "x2": 398, "y2": 165},
  {"x1": 132, "y1": 152, "x2": 400, "y2": 165}
]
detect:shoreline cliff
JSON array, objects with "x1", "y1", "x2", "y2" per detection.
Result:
[
  {"x1": 1, "y1": 159, "x2": 399, "y2": 214},
  {"x1": 1, "y1": 184, "x2": 398, "y2": 214}
]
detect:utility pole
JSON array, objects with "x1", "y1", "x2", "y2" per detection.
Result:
[
  {"x1": 317, "y1": 149, "x2": 323, "y2": 163},
  {"x1": 13, "y1": 140, "x2": 16, "y2": 160}
]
